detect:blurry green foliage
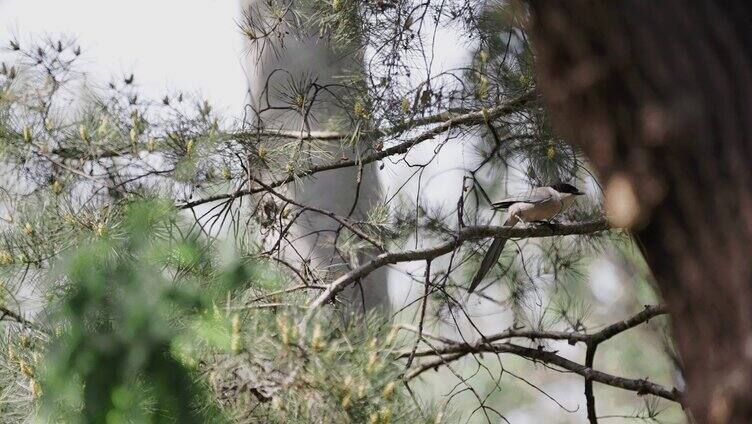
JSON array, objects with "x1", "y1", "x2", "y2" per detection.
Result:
[
  {"x1": 21, "y1": 200, "x2": 432, "y2": 423},
  {"x1": 38, "y1": 201, "x2": 234, "y2": 423}
]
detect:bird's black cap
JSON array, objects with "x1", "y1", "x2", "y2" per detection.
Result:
[{"x1": 550, "y1": 182, "x2": 585, "y2": 195}]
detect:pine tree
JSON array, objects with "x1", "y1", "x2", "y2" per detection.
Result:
[{"x1": 0, "y1": 2, "x2": 686, "y2": 422}]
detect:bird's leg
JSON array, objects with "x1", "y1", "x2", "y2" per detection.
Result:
[
  {"x1": 531, "y1": 220, "x2": 559, "y2": 231},
  {"x1": 515, "y1": 216, "x2": 532, "y2": 228}
]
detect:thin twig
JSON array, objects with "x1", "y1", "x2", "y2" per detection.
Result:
[{"x1": 405, "y1": 260, "x2": 432, "y2": 370}]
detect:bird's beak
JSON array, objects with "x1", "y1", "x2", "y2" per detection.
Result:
[{"x1": 574, "y1": 190, "x2": 585, "y2": 196}]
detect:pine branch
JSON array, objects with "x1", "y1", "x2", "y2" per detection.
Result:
[
  {"x1": 0, "y1": 305, "x2": 35, "y2": 329},
  {"x1": 248, "y1": 176, "x2": 386, "y2": 251},
  {"x1": 303, "y1": 219, "x2": 611, "y2": 321},
  {"x1": 396, "y1": 305, "x2": 677, "y2": 415},
  {"x1": 396, "y1": 306, "x2": 666, "y2": 359},
  {"x1": 179, "y1": 91, "x2": 535, "y2": 210},
  {"x1": 402, "y1": 340, "x2": 683, "y2": 404}
]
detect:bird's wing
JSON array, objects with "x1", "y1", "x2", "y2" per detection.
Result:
[{"x1": 491, "y1": 188, "x2": 553, "y2": 209}]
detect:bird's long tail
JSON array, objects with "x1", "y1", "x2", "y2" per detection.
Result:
[{"x1": 467, "y1": 215, "x2": 517, "y2": 294}]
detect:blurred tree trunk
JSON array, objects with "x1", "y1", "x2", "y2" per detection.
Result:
[
  {"x1": 528, "y1": 1, "x2": 752, "y2": 422},
  {"x1": 240, "y1": 0, "x2": 389, "y2": 311}
]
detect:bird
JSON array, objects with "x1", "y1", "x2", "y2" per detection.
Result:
[{"x1": 467, "y1": 182, "x2": 585, "y2": 294}]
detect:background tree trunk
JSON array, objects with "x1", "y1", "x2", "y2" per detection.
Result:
[
  {"x1": 240, "y1": 0, "x2": 389, "y2": 311},
  {"x1": 528, "y1": 1, "x2": 752, "y2": 422}
]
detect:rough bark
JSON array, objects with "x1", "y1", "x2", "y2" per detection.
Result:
[{"x1": 528, "y1": 1, "x2": 752, "y2": 422}]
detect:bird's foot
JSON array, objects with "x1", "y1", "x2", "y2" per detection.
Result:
[{"x1": 531, "y1": 220, "x2": 559, "y2": 231}]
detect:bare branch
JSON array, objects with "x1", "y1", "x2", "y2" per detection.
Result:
[
  {"x1": 396, "y1": 305, "x2": 675, "y2": 414},
  {"x1": 402, "y1": 340, "x2": 682, "y2": 404},
  {"x1": 248, "y1": 176, "x2": 386, "y2": 251},
  {"x1": 397, "y1": 306, "x2": 667, "y2": 359},
  {"x1": 180, "y1": 91, "x2": 535, "y2": 210},
  {"x1": 303, "y1": 219, "x2": 611, "y2": 321},
  {"x1": 0, "y1": 305, "x2": 36, "y2": 330}
]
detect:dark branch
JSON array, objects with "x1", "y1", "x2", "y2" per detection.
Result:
[
  {"x1": 179, "y1": 91, "x2": 535, "y2": 210},
  {"x1": 303, "y1": 219, "x2": 611, "y2": 320},
  {"x1": 402, "y1": 341, "x2": 682, "y2": 404},
  {"x1": 0, "y1": 305, "x2": 36, "y2": 329},
  {"x1": 396, "y1": 305, "x2": 676, "y2": 412}
]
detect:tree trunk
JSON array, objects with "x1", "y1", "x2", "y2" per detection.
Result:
[
  {"x1": 240, "y1": 0, "x2": 389, "y2": 311},
  {"x1": 528, "y1": 1, "x2": 752, "y2": 422}
]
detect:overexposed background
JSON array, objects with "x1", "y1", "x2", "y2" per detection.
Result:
[{"x1": 1, "y1": 0, "x2": 248, "y2": 114}]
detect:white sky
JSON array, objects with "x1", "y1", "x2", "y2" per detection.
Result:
[{"x1": 1, "y1": 0, "x2": 249, "y2": 114}]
